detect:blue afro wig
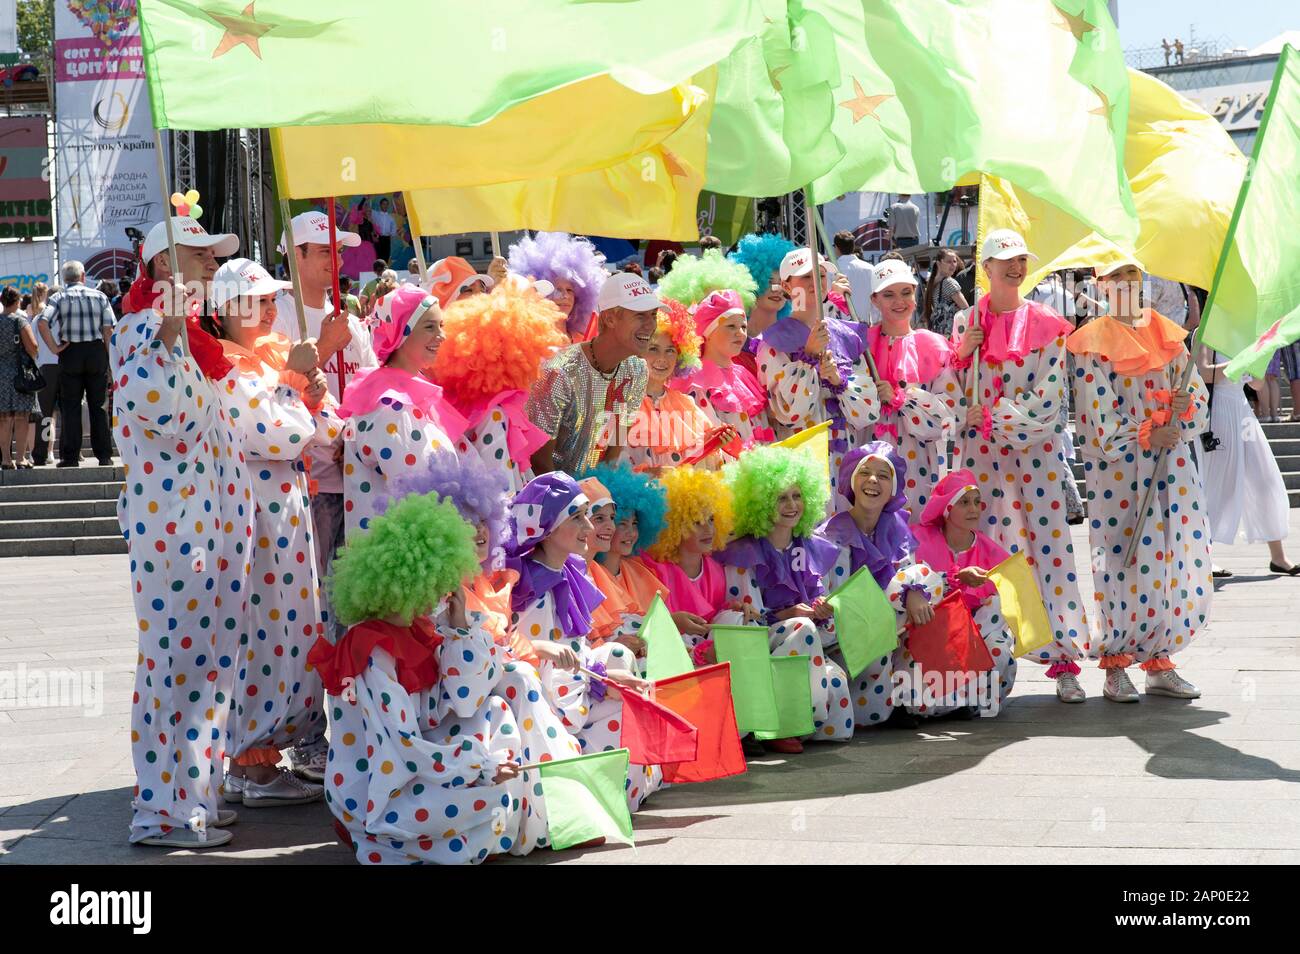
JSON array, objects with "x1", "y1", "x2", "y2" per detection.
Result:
[
  {"x1": 582, "y1": 462, "x2": 667, "y2": 555},
  {"x1": 729, "y1": 232, "x2": 795, "y2": 319}
]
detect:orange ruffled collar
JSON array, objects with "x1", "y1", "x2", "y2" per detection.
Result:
[{"x1": 1065, "y1": 309, "x2": 1187, "y2": 375}]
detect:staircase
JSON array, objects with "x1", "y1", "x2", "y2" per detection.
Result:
[{"x1": 0, "y1": 461, "x2": 126, "y2": 557}]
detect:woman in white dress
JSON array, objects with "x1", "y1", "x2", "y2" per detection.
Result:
[{"x1": 1199, "y1": 348, "x2": 1297, "y2": 575}]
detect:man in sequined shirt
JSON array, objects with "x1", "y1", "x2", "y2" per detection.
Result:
[{"x1": 527, "y1": 272, "x2": 658, "y2": 474}]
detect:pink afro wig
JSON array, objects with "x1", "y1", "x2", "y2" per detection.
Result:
[
  {"x1": 507, "y1": 231, "x2": 608, "y2": 338},
  {"x1": 431, "y1": 283, "x2": 570, "y2": 409}
]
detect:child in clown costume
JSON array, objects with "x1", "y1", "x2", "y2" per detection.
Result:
[
  {"x1": 309, "y1": 492, "x2": 529, "y2": 864},
  {"x1": 379, "y1": 450, "x2": 584, "y2": 852},
  {"x1": 670, "y1": 290, "x2": 774, "y2": 451},
  {"x1": 758, "y1": 247, "x2": 880, "y2": 494},
  {"x1": 112, "y1": 217, "x2": 255, "y2": 846},
  {"x1": 817, "y1": 443, "x2": 944, "y2": 728},
  {"x1": 716, "y1": 446, "x2": 855, "y2": 746},
  {"x1": 910, "y1": 471, "x2": 1019, "y2": 715},
  {"x1": 338, "y1": 286, "x2": 468, "y2": 536},
  {"x1": 207, "y1": 258, "x2": 344, "y2": 806},
  {"x1": 580, "y1": 476, "x2": 648, "y2": 653},
  {"x1": 588, "y1": 462, "x2": 671, "y2": 617},
  {"x1": 432, "y1": 281, "x2": 570, "y2": 493},
  {"x1": 728, "y1": 231, "x2": 797, "y2": 345},
  {"x1": 506, "y1": 473, "x2": 660, "y2": 811},
  {"x1": 863, "y1": 260, "x2": 962, "y2": 514},
  {"x1": 1066, "y1": 259, "x2": 1210, "y2": 701},
  {"x1": 950, "y1": 229, "x2": 1088, "y2": 702}
]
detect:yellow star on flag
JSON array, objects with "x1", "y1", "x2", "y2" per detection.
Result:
[
  {"x1": 838, "y1": 78, "x2": 891, "y2": 124},
  {"x1": 1089, "y1": 85, "x2": 1113, "y2": 120},
  {"x1": 769, "y1": 65, "x2": 789, "y2": 92},
  {"x1": 211, "y1": 2, "x2": 273, "y2": 60},
  {"x1": 1053, "y1": 4, "x2": 1096, "y2": 43}
]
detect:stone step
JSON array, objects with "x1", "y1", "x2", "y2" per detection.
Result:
[
  {"x1": 0, "y1": 536, "x2": 127, "y2": 558},
  {"x1": 0, "y1": 516, "x2": 121, "y2": 540},
  {"x1": 0, "y1": 463, "x2": 123, "y2": 487},
  {"x1": 0, "y1": 499, "x2": 118, "y2": 521},
  {"x1": 0, "y1": 481, "x2": 121, "y2": 502}
]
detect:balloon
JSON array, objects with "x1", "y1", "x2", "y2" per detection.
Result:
[
  {"x1": 189, "y1": 204, "x2": 203, "y2": 220},
  {"x1": 176, "y1": 204, "x2": 190, "y2": 217},
  {"x1": 170, "y1": 192, "x2": 185, "y2": 207},
  {"x1": 184, "y1": 189, "x2": 200, "y2": 205}
]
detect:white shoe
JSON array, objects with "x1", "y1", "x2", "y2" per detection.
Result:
[
  {"x1": 222, "y1": 775, "x2": 244, "y2": 804},
  {"x1": 1103, "y1": 668, "x2": 1140, "y2": 702},
  {"x1": 290, "y1": 737, "x2": 328, "y2": 782},
  {"x1": 241, "y1": 768, "x2": 324, "y2": 808},
  {"x1": 136, "y1": 826, "x2": 233, "y2": 848},
  {"x1": 1145, "y1": 669, "x2": 1201, "y2": 699},
  {"x1": 1055, "y1": 673, "x2": 1086, "y2": 703}
]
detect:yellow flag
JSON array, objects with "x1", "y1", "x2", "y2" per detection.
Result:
[
  {"x1": 979, "y1": 68, "x2": 1247, "y2": 290},
  {"x1": 773, "y1": 420, "x2": 832, "y2": 489},
  {"x1": 270, "y1": 74, "x2": 706, "y2": 199},
  {"x1": 404, "y1": 72, "x2": 715, "y2": 241},
  {"x1": 987, "y1": 551, "x2": 1054, "y2": 659}
]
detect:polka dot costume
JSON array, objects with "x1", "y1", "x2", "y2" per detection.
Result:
[
  {"x1": 111, "y1": 309, "x2": 254, "y2": 843},
  {"x1": 457, "y1": 404, "x2": 534, "y2": 496}
]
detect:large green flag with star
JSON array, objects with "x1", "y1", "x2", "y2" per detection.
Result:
[
  {"x1": 705, "y1": 0, "x2": 1137, "y2": 246},
  {"x1": 136, "y1": 0, "x2": 763, "y2": 129},
  {"x1": 1198, "y1": 45, "x2": 1300, "y2": 380}
]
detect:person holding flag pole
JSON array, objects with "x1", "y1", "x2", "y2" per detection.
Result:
[{"x1": 949, "y1": 229, "x2": 1088, "y2": 703}]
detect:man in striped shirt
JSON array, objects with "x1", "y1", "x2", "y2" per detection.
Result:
[{"x1": 48, "y1": 261, "x2": 116, "y2": 467}]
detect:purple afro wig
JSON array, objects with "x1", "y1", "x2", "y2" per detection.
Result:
[
  {"x1": 507, "y1": 232, "x2": 608, "y2": 338},
  {"x1": 380, "y1": 450, "x2": 511, "y2": 569}
]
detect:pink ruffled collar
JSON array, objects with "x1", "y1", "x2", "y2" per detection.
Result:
[
  {"x1": 670, "y1": 357, "x2": 766, "y2": 417},
  {"x1": 868, "y1": 325, "x2": 951, "y2": 389},
  {"x1": 457, "y1": 388, "x2": 547, "y2": 471},
  {"x1": 336, "y1": 365, "x2": 470, "y2": 442},
  {"x1": 978, "y1": 297, "x2": 1073, "y2": 364}
]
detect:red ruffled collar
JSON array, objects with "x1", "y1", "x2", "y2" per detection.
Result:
[{"x1": 307, "y1": 617, "x2": 443, "y2": 695}]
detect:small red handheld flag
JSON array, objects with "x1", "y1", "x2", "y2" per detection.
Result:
[
  {"x1": 618, "y1": 686, "x2": 699, "y2": 766},
  {"x1": 654, "y1": 662, "x2": 747, "y2": 784}
]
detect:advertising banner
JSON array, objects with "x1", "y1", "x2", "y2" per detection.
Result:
[
  {"x1": 0, "y1": 239, "x2": 57, "y2": 294},
  {"x1": 0, "y1": 115, "x2": 53, "y2": 239}
]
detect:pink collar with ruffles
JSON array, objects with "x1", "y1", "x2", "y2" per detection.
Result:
[
  {"x1": 336, "y1": 365, "x2": 470, "y2": 442},
  {"x1": 978, "y1": 297, "x2": 1073, "y2": 364},
  {"x1": 670, "y1": 357, "x2": 766, "y2": 417}
]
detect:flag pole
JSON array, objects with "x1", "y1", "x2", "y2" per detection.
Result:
[
  {"x1": 801, "y1": 187, "x2": 825, "y2": 326},
  {"x1": 324, "y1": 197, "x2": 348, "y2": 398},
  {"x1": 1119, "y1": 47, "x2": 1291, "y2": 568},
  {"x1": 490, "y1": 230, "x2": 502, "y2": 259},
  {"x1": 278, "y1": 197, "x2": 310, "y2": 342},
  {"x1": 149, "y1": 128, "x2": 190, "y2": 355},
  {"x1": 807, "y1": 201, "x2": 882, "y2": 381},
  {"x1": 403, "y1": 193, "x2": 428, "y2": 284}
]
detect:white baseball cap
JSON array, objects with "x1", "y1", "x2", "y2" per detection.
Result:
[
  {"x1": 871, "y1": 259, "x2": 918, "y2": 293},
  {"x1": 779, "y1": 247, "x2": 837, "y2": 281},
  {"x1": 980, "y1": 229, "x2": 1038, "y2": 262},
  {"x1": 210, "y1": 258, "x2": 292, "y2": 310},
  {"x1": 1095, "y1": 256, "x2": 1145, "y2": 279},
  {"x1": 141, "y1": 216, "x2": 240, "y2": 265},
  {"x1": 596, "y1": 272, "x2": 662, "y2": 312},
  {"x1": 278, "y1": 211, "x2": 361, "y2": 254}
]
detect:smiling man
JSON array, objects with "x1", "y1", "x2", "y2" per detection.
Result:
[{"x1": 527, "y1": 271, "x2": 658, "y2": 475}]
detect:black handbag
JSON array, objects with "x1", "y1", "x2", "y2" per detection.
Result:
[{"x1": 13, "y1": 329, "x2": 45, "y2": 394}]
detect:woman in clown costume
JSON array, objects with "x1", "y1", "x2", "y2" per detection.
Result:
[
  {"x1": 432, "y1": 281, "x2": 570, "y2": 493},
  {"x1": 112, "y1": 217, "x2": 253, "y2": 847},
  {"x1": 338, "y1": 285, "x2": 468, "y2": 536},
  {"x1": 506, "y1": 473, "x2": 659, "y2": 811},
  {"x1": 378, "y1": 450, "x2": 584, "y2": 852},
  {"x1": 949, "y1": 230, "x2": 1088, "y2": 702},
  {"x1": 206, "y1": 258, "x2": 343, "y2": 807},
  {"x1": 507, "y1": 231, "x2": 608, "y2": 342},
  {"x1": 309, "y1": 492, "x2": 529, "y2": 864},
  {"x1": 758, "y1": 247, "x2": 880, "y2": 495},
  {"x1": 910, "y1": 471, "x2": 1019, "y2": 715},
  {"x1": 716, "y1": 446, "x2": 855, "y2": 747},
  {"x1": 1066, "y1": 259, "x2": 1210, "y2": 701},
  {"x1": 817, "y1": 443, "x2": 944, "y2": 728},
  {"x1": 863, "y1": 260, "x2": 962, "y2": 514}
]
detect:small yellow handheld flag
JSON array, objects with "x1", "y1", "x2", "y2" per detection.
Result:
[
  {"x1": 773, "y1": 420, "x2": 832, "y2": 489},
  {"x1": 987, "y1": 550, "x2": 1054, "y2": 658}
]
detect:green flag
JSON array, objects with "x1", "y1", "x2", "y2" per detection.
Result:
[
  {"x1": 825, "y1": 566, "x2": 899, "y2": 679},
  {"x1": 712, "y1": 625, "x2": 779, "y2": 734},
  {"x1": 753, "y1": 655, "x2": 816, "y2": 741},
  {"x1": 808, "y1": 0, "x2": 1137, "y2": 246},
  {"x1": 641, "y1": 594, "x2": 694, "y2": 683},
  {"x1": 137, "y1": 0, "x2": 764, "y2": 129},
  {"x1": 537, "y1": 750, "x2": 634, "y2": 851},
  {"x1": 1198, "y1": 46, "x2": 1300, "y2": 379}
]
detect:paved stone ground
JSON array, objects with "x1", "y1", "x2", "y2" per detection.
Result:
[{"x1": 2, "y1": 519, "x2": 1298, "y2": 865}]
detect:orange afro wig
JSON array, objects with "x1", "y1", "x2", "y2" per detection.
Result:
[
  {"x1": 431, "y1": 283, "x2": 570, "y2": 408},
  {"x1": 654, "y1": 297, "x2": 702, "y2": 374}
]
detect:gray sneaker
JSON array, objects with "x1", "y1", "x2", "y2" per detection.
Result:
[
  {"x1": 1145, "y1": 669, "x2": 1201, "y2": 699},
  {"x1": 290, "y1": 737, "x2": 328, "y2": 782},
  {"x1": 1103, "y1": 668, "x2": 1140, "y2": 703},
  {"x1": 222, "y1": 775, "x2": 245, "y2": 804},
  {"x1": 241, "y1": 768, "x2": 324, "y2": 808}
]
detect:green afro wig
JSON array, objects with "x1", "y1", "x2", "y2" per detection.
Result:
[
  {"x1": 327, "y1": 493, "x2": 481, "y2": 626},
  {"x1": 726, "y1": 445, "x2": 830, "y2": 540},
  {"x1": 656, "y1": 249, "x2": 758, "y2": 310}
]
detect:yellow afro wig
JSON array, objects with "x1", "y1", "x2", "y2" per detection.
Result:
[
  {"x1": 431, "y1": 283, "x2": 570, "y2": 408},
  {"x1": 647, "y1": 465, "x2": 734, "y2": 562}
]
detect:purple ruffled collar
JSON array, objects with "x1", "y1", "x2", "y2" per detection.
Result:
[
  {"x1": 818, "y1": 510, "x2": 915, "y2": 591},
  {"x1": 717, "y1": 534, "x2": 840, "y2": 611},
  {"x1": 507, "y1": 553, "x2": 605, "y2": 639}
]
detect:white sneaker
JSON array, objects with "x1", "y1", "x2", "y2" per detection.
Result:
[
  {"x1": 1145, "y1": 669, "x2": 1201, "y2": 699},
  {"x1": 290, "y1": 737, "x2": 328, "y2": 782},
  {"x1": 136, "y1": 827, "x2": 233, "y2": 849},
  {"x1": 241, "y1": 768, "x2": 324, "y2": 808},
  {"x1": 1103, "y1": 667, "x2": 1140, "y2": 702},
  {"x1": 1055, "y1": 673, "x2": 1086, "y2": 703},
  {"x1": 222, "y1": 775, "x2": 244, "y2": 804}
]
